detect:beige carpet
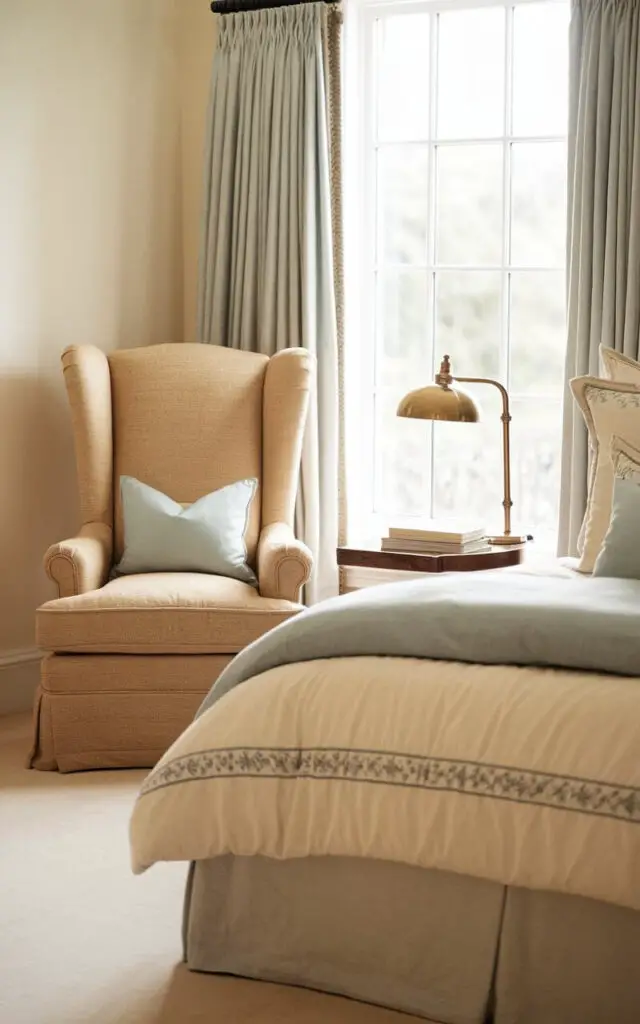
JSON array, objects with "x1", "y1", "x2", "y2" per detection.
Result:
[{"x1": 0, "y1": 713, "x2": 430, "y2": 1024}]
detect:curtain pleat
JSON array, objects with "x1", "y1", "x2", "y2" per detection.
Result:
[
  {"x1": 324, "y1": 5, "x2": 347, "y2": 589},
  {"x1": 197, "y1": 3, "x2": 341, "y2": 603},
  {"x1": 559, "y1": 0, "x2": 640, "y2": 555}
]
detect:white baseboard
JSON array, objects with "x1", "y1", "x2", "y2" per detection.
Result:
[{"x1": 0, "y1": 648, "x2": 41, "y2": 715}]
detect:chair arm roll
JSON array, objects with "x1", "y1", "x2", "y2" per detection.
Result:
[
  {"x1": 44, "y1": 523, "x2": 113, "y2": 598},
  {"x1": 257, "y1": 522, "x2": 313, "y2": 603}
]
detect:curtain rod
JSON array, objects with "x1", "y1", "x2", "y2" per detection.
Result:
[{"x1": 211, "y1": 0, "x2": 335, "y2": 14}]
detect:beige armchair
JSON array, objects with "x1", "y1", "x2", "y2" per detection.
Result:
[{"x1": 30, "y1": 343, "x2": 313, "y2": 772}]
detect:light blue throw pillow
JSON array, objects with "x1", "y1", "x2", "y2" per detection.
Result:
[
  {"x1": 114, "y1": 476, "x2": 258, "y2": 585},
  {"x1": 593, "y1": 475, "x2": 640, "y2": 580}
]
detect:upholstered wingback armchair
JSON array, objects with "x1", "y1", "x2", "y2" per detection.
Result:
[{"x1": 30, "y1": 343, "x2": 313, "y2": 772}]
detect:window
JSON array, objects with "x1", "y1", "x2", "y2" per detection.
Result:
[{"x1": 344, "y1": 0, "x2": 569, "y2": 551}]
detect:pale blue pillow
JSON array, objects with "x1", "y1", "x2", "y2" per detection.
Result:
[
  {"x1": 593, "y1": 476, "x2": 640, "y2": 580},
  {"x1": 114, "y1": 476, "x2": 257, "y2": 585}
]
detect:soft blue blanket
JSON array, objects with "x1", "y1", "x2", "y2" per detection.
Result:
[{"x1": 198, "y1": 573, "x2": 640, "y2": 717}]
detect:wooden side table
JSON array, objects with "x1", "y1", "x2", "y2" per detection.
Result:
[{"x1": 337, "y1": 543, "x2": 526, "y2": 577}]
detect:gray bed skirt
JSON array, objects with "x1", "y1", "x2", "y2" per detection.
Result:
[{"x1": 182, "y1": 854, "x2": 640, "y2": 1024}]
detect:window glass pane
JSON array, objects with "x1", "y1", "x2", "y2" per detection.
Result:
[
  {"x1": 378, "y1": 146, "x2": 429, "y2": 264},
  {"x1": 432, "y1": 385, "x2": 503, "y2": 527},
  {"x1": 377, "y1": 269, "x2": 430, "y2": 388},
  {"x1": 437, "y1": 8, "x2": 505, "y2": 139},
  {"x1": 513, "y1": 3, "x2": 569, "y2": 137},
  {"x1": 509, "y1": 271, "x2": 566, "y2": 397},
  {"x1": 377, "y1": 15, "x2": 430, "y2": 142},
  {"x1": 435, "y1": 271, "x2": 502, "y2": 378},
  {"x1": 511, "y1": 399, "x2": 563, "y2": 550},
  {"x1": 431, "y1": 394, "x2": 562, "y2": 546},
  {"x1": 374, "y1": 390, "x2": 431, "y2": 515},
  {"x1": 511, "y1": 142, "x2": 567, "y2": 267},
  {"x1": 436, "y1": 144, "x2": 503, "y2": 265},
  {"x1": 361, "y1": 1, "x2": 570, "y2": 549}
]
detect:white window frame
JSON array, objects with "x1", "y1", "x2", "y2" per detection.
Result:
[{"x1": 343, "y1": 0, "x2": 568, "y2": 546}]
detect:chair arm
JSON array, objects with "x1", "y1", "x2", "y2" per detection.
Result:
[
  {"x1": 257, "y1": 522, "x2": 313, "y2": 603},
  {"x1": 44, "y1": 523, "x2": 113, "y2": 599}
]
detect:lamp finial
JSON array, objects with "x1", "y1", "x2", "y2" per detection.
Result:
[{"x1": 436, "y1": 354, "x2": 453, "y2": 388}]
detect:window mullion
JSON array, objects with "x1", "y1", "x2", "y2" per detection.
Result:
[
  {"x1": 375, "y1": 133, "x2": 565, "y2": 148},
  {"x1": 501, "y1": 4, "x2": 514, "y2": 390},
  {"x1": 427, "y1": 10, "x2": 439, "y2": 518},
  {"x1": 363, "y1": 10, "x2": 379, "y2": 529}
]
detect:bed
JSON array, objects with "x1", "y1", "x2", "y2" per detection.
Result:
[{"x1": 130, "y1": 569, "x2": 640, "y2": 1024}]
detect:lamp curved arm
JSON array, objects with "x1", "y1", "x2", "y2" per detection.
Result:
[{"x1": 455, "y1": 375, "x2": 513, "y2": 540}]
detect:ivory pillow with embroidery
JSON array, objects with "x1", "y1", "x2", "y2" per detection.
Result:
[
  {"x1": 576, "y1": 347, "x2": 640, "y2": 557},
  {"x1": 570, "y1": 376, "x2": 640, "y2": 573},
  {"x1": 600, "y1": 346, "x2": 640, "y2": 384}
]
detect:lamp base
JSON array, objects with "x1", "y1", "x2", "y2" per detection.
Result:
[{"x1": 488, "y1": 534, "x2": 530, "y2": 547}]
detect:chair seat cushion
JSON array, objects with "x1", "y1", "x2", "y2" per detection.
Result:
[{"x1": 37, "y1": 573, "x2": 301, "y2": 655}]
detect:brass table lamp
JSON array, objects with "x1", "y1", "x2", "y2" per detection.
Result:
[{"x1": 397, "y1": 355, "x2": 528, "y2": 546}]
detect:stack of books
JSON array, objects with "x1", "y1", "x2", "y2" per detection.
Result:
[{"x1": 381, "y1": 520, "x2": 490, "y2": 555}]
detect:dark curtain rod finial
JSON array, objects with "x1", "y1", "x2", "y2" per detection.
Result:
[{"x1": 211, "y1": 0, "x2": 336, "y2": 13}]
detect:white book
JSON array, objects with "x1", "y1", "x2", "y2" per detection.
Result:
[
  {"x1": 381, "y1": 536, "x2": 490, "y2": 555},
  {"x1": 388, "y1": 519, "x2": 486, "y2": 543}
]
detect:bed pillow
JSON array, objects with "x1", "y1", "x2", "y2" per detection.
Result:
[
  {"x1": 576, "y1": 347, "x2": 640, "y2": 557},
  {"x1": 600, "y1": 345, "x2": 640, "y2": 384},
  {"x1": 593, "y1": 437, "x2": 640, "y2": 579},
  {"x1": 114, "y1": 475, "x2": 258, "y2": 584},
  {"x1": 570, "y1": 377, "x2": 640, "y2": 573}
]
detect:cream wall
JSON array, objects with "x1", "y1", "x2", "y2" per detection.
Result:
[
  {"x1": 178, "y1": 4, "x2": 217, "y2": 341},
  {"x1": 0, "y1": 0, "x2": 215, "y2": 711}
]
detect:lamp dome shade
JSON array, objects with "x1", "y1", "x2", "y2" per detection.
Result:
[{"x1": 397, "y1": 384, "x2": 479, "y2": 423}]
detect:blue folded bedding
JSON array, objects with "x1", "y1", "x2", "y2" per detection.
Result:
[{"x1": 198, "y1": 573, "x2": 640, "y2": 717}]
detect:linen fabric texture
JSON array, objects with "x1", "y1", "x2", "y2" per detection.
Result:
[
  {"x1": 130, "y1": 571, "x2": 640, "y2": 912},
  {"x1": 37, "y1": 574, "x2": 298, "y2": 656},
  {"x1": 182, "y1": 856, "x2": 640, "y2": 1024},
  {"x1": 600, "y1": 346, "x2": 640, "y2": 386},
  {"x1": 32, "y1": 342, "x2": 313, "y2": 771},
  {"x1": 198, "y1": 572, "x2": 640, "y2": 721},
  {"x1": 130, "y1": 648, "x2": 640, "y2": 912},
  {"x1": 44, "y1": 343, "x2": 313, "y2": 600},
  {"x1": 197, "y1": 3, "x2": 340, "y2": 603},
  {"x1": 575, "y1": 346, "x2": 640, "y2": 556},
  {"x1": 593, "y1": 437, "x2": 640, "y2": 579},
  {"x1": 558, "y1": 0, "x2": 640, "y2": 556},
  {"x1": 114, "y1": 475, "x2": 257, "y2": 585},
  {"x1": 570, "y1": 376, "x2": 640, "y2": 572}
]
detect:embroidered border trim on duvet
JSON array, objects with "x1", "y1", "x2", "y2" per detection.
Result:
[{"x1": 139, "y1": 746, "x2": 640, "y2": 824}]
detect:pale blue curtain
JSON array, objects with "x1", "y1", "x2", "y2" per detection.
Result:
[{"x1": 197, "y1": 3, "x2": 339, "y2": 603}]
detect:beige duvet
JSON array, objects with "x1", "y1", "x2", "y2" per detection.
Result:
[{"x1": 130, "y1": 654, "x2": 640, "y2": 911}]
